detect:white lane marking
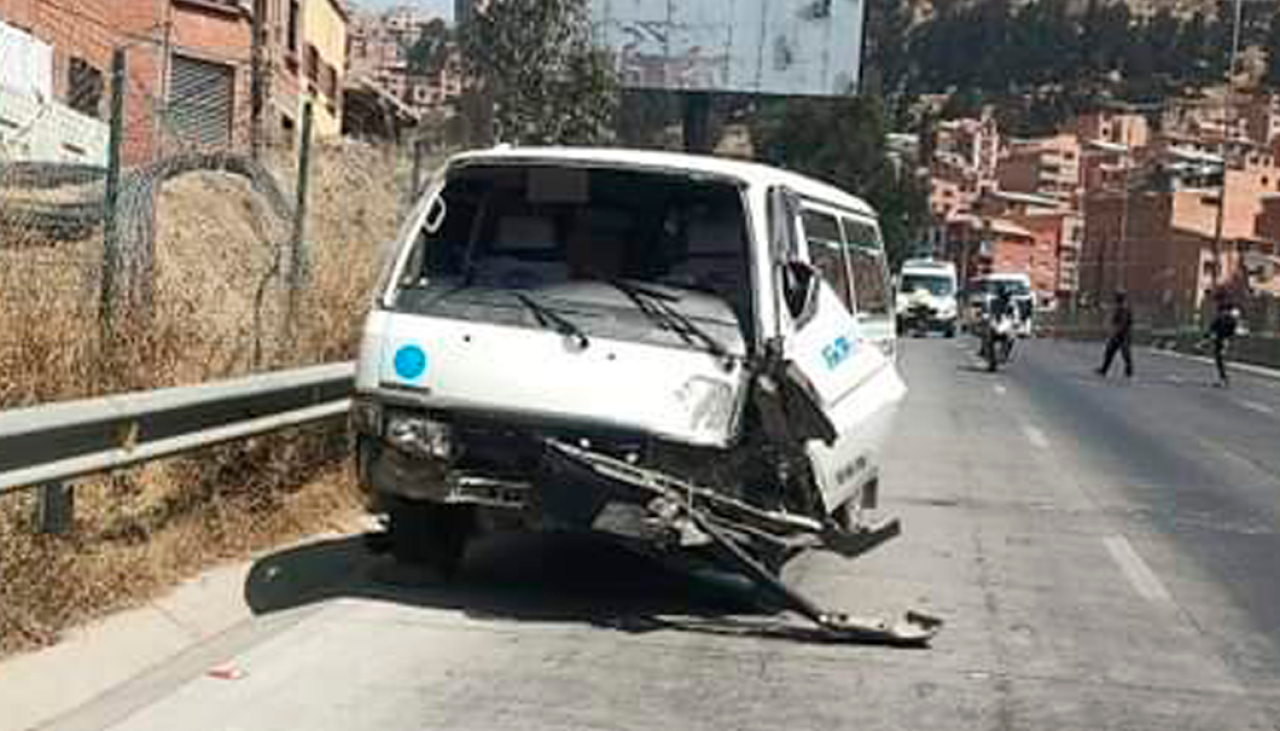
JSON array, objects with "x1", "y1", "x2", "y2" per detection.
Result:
[
  {"x1": 1103, "y1": 536, "x2": 1175, "y2": 607},
  {"x1": 1022, "y1": 424, "x2": 1049, "y2": 449},
  {"x1": 1236, "y1": 399, "x2": 1275, "y2": 416},
  {"x1": 993, "y1": 383, "x2": 1008, "y2": 396}
]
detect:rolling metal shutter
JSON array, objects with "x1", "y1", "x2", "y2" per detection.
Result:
[{"x1": 168, "y1": 55, "x2": 234, "y2": 147}]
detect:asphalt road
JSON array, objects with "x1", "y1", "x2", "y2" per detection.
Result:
[{"x1": 39, "y1": 337, "x2": 1280, "y2": 731}]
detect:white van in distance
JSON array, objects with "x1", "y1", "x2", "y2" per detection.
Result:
[
  {"x1": 968, "y1": 272, "x2": 1035, "y2": 337},
  {"x1": 351, "y1": 147, "x2": 938, "y2": 644},
  {"x1": 895, "y1": 259, "x2": 959, "y2": 337}
]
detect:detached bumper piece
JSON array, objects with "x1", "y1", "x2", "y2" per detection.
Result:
[{"x1": 545, "y1": 440, "x2": 941, "y2": 647}]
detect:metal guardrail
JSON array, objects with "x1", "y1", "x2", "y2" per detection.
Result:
[{"x1": 0, "y1": 362, "x2": 355, "y2": 531}]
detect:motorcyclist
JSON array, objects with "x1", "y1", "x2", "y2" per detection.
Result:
[
  {"x1": 981, "y1": 286, "x2": 1019, "y2": 364},
  {"x1": 989, "y1": 287, "x2": 1015, "y2": 320}
]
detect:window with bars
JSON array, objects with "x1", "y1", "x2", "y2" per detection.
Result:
[{"x1": 67, "y1": 57, "x2": 103, "y2": 119}]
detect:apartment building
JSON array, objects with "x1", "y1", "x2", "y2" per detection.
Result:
[
  {"x1": 997, "y1": 134, "x2": 1082, "y2": 203},
  {"x1": 252, "y1": 0, "x2": 348, "y2": 143},
  {"x1": 1, "y1": 0, "x2": 257, "y2": 163},
  {"x1": 1081, "y1": 179, "x2": 1263, "y2": 319},
  {"x1": 1242, "y1": 94, "x2": 1280, "y2": 148},
  {"x1": 347, "y1": 5, "x2": 458, "y2": 116},
  {"x1": 934, "y1": 114, "x2": 1000, "y2": 179},
  {"x1": 301, "y1": 0, "x2": 348, "y2": 137},
  {"x1": 1076, "y1": 110, "x2": 1150, "y2": 150},
  {"x1": 0, "y1": 2, "x2": 113, "y2": 164}
]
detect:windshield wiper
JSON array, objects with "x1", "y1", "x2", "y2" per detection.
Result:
[
  {"x1": 514, "y1": 293, "x2": 590, "y2": 349},
  {"x1": 608, "y1": 279, "x2": 732, "y2": 365}
]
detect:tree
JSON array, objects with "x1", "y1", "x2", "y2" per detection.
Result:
[
  {"x1": 407, "y1": 18, "x2": 452, "y2": 76},
  {"x1": 864, "y1": 0, "x2": 914, "y2": 97},
  {"x1": 748, "y1": 94, "x2": 928, "y2": 266},
  {"x1": 940, "y1": 88, "x2": 985, "y2": 119},
  {"x1": 1177, "y1": 12, "x2": 1214, "y2": 82},
  {"x1": 462, "y1": 0, "x2": 619, "y2": 145},
  {"x1": 1268, "y1": 10, "x2": 1280, "y2": 87},
  {"x1": 1148, "y1": 9, "x2": 1182, "y2": 78}
]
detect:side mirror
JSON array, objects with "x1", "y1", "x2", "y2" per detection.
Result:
[{"x1": 782, "y1": 260, "x2": 819, "y2": 323}]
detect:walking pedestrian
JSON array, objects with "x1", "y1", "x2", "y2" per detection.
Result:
[
  {"x1": 1206, "y1": 293, "x2": 1240, "y2": 388},
  {"x1": 1097, "y1": 291, "x2": 1134, "y2": 379}
]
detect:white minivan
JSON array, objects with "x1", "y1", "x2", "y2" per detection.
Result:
[
  {"x1": 896, "y1": 259, "x2": 959, "y2": 337},
  {"x1": 352, "y1": 147, "x2": 934, "y2": 643}
]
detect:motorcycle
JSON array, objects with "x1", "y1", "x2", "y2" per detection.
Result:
[{"x1": 981, "y1": 306, "x2": 1019, "y2": 372}]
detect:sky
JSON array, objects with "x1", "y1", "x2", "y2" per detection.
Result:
[{"x1": 349, "y1": 0, "x2": 454, "y2": 21}]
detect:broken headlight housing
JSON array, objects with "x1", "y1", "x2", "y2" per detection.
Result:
[
  {"x1": 674, "y1": 376, "x2": 735, "y2": 435},
  {"x1": 385, "y1": 411, "x2": 456, "y2": 460}
]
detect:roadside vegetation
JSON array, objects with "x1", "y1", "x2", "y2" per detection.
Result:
[{"x1": 0, "y1": 142, "x2": 407, "y2": 657}]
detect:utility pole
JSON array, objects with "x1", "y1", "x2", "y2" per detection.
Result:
[
  {"x1": 1210, "y1": 0, "x2": 1244, "y2": 293},
  {"x1": 1117, "y1": 147, "x2": 1131, "y2": 294}
]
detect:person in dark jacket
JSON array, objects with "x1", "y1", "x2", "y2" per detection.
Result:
[
  {"x1": 1207, "y1": 294, "x2": 1240, "y2": 387},
  {"x1": 1097, "y1": 291, "x2": 1134, "y2": 378}
]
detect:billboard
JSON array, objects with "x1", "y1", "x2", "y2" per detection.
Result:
[{"x1": 590, "y1": 0, "x2": 864, "y2": 97}]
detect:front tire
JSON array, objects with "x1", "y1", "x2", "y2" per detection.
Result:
[{"x1": 387, "y1": 496, "x2": 475, "y2": 580}]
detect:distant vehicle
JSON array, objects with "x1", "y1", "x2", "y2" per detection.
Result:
[
  {"x1": 967, "y1": 273, "x2": 1035, "y2": 337},
  {"x1": 352, "y1": 146, "x2": 937, "y2": 644},
  {"x1": 895, "y1": 259, "x2": 958, "y2": 337}
]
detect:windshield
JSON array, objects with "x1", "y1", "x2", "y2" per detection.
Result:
[
  {"x1": 390, "y1": 164, "x2": 753, "y2": 350},
  {"x1": 974, "y1": 279, "x2": 1031, "y2": 297},
  {"x1": 900, "y1": 273, "x2": 955, "y2": 297}
]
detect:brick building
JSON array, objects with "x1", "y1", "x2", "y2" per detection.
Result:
[
  {"x1": 1081, "y1": 185, "x2": 1258, "y2": 320},
  {"x1": 1075, "y1": 110, "x2": 1150, "y2": 150},
  {"x1": 346, "y1": 4, "x2": 459, "y2": 116},
  {"x1": 0, "y1": 0, "x2": 256, "y2": 163},
  {"x1": 997, "y1": 134, "x2": 1082, "y2": 203},
  {"x1": 934, "y1": 115, "x2": 1000, "y2": 179},
  {"x1": 1242, "y1": 94, "x2": 1280, "y2": 148},
  {"x1": 940, "y1": 214, "x2": 1059, "y2": 302},
  {"x1": 127, "y1": 0, "x2": 255, "y2": 161},
  {"x1": 0, "y1": 0, "x2": 115, "y2": 115},
  {"x1": 1, "y1": 0, "x2": 348, "y2": 162}
]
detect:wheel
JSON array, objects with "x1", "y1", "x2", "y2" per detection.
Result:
[
  {"x1": 944, "y1": 325, "x2": 956, "y2": 339},
  {"x1": 387, "y1": 496, "x2": 475, "y2": 579}
]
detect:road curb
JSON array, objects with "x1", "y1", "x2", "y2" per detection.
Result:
[{"x1": 1145, "y1": 346, "x2": 1280, "y2": 382}]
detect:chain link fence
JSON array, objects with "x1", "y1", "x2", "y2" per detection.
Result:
[
  {"x1": 0, "y1": 14, "x2": 456, "y2": 655},
  {"x1": 1, "y1": 36, "x2": 433, "y2": 408}
]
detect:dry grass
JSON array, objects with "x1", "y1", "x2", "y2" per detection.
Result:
[{"x1": 0, "y1": 142, "x2": 407, "y2": 659}]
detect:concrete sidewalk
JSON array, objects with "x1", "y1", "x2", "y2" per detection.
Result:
[{"x1": 0, "y1": 524, "x2": 369, "y2": 731}]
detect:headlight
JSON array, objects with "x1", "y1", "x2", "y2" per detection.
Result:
[
  {"x1": 674, "y1": 376, "x2": 735, "y2": 434},
  {"x1": 351, "y1": 398, "x2": 383, "y2": 436},
  {"x1": 386, "y1": 412, "x2": 455, "y2": 460}
]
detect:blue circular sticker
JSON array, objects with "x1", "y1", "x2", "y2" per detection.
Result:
[{"x1": 394, "y1": 345, "x2": 428, "y2": 380}]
